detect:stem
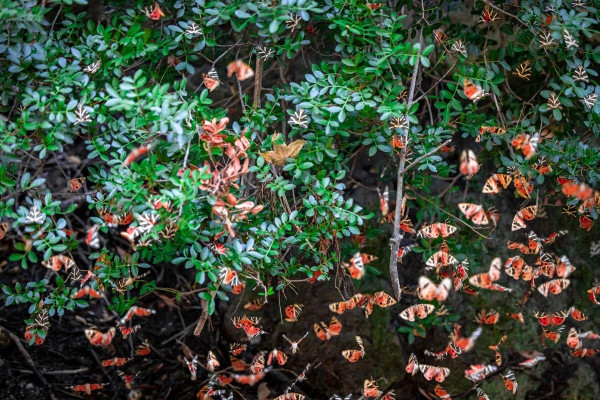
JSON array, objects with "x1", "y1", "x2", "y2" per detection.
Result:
[{"x1": 389, "y1": 31, "x2": 423, "y2": 301}]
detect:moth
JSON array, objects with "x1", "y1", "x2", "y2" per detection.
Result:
[{"x1": 513, "y1": 60, "x2": 531, "y2": 80}]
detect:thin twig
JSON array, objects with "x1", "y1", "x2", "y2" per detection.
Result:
[
  {"x1": 402, "y1": 139, "x2": 452, "y2": 175},
  {"x1": 253, "y1": 41, "x2": 264, "y2": 110},
  {"x1": 388, "y1": 30, "x2": 423, "y2": 301}
]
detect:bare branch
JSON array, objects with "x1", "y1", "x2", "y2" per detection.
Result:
[{"x1": 402, "y1": 139, "x2": 452, "y2": 176}]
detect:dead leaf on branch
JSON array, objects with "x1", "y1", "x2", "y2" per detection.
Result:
[{"x1": 260, "y1": 133, "x2": 306, "y2": 166}]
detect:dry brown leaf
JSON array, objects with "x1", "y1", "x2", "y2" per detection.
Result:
[{"x1": 260, "y1": 133, "x2": 306, "y2": 166}]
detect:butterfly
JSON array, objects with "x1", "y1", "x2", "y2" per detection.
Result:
[
  {"x1": 267, "y1": 349, "x2": 288, "y2": 366},
  {"x1": 512, "y1": 205, "x2": 537, "y2": 231},
  {"x1": 513, "y1": 174, "x2": 533, "y2": 198},
  {"x1": 420, "y1": 364, "x2": 451, "y2": 382},
  {"x1": 399, "y1": 304, "x2": 435, "y2": 321},
  {"x1": 101, "y1": 357, "x2": 129, "y2": 367},
  {"x1": 250, "y1": 353, "x2": 265, "y2": 374},
  {"x1": 505, "y1": 256, "x2": 536, "y2": 281},
  {"x1": 274, "y1": 394, "x2": 305, "y2": 400},
  {"x1": 233, "y1": 371, "x2": 266, "y2": 385},
  {"x1": 463, "y1": 79, "x2": 487, "y2": 101},
  {"x1": 533, "y1": 310, "x2": 569, "y2": 327},
  {"x1": 118, "y1": 371, "x2": 139, "y2": 390},
  {"x1": 433, "y1": 29, "x2": 448, "y2": 44},
  {"x1": 511, "y1": 133, "x2": 540, "y2": 160},
  {"x1": 468, "y1": 257, "x2": 503, "y2": 289},
  {"x1": 489, "y1": 335, "x2": 507, "y2": 366},
  {"x1": 363, "y1": 379, "x2": 382, "y2": 398},
  {"x1": 71, "y1": 384, "x2": 104, "y2": 394},
  {"x1": 143, "y1": 3, "x2": 165, "y2": 19},
  {"x1": 459, "y1": 149, "x2": 479, "y2": 177},
  {"x1": 121, "y1": 306, "x2": 156, "y2": 324},
  {"x1": 232, "y1": 315, "x2": 265, "y2": 339},
  {"x1": 519, "y1": 355, "x2": 546, "y2": 368},
  {"x1": 72, "y1": 285, "x2": 103, "y2": 299},
  {"x1": 458, "y1": 203, "x2": 489, "y2": 225},
  {"x1": 378, "y1": 186, "x2": 392, "y2": 222},
  {"x1": 85, "y1": 225, "x2": 100, "y2": 248},
  {"x1": 501, "y1": 370, "x2": 518, "y2": 394},
  {"x1": 434, "y1": 385, "x2": 452, "y2": 400},
  {"x1": 343, "y1": 252, "x2": 376, "y2": 280},
  {"x1": 418, "y1": 223, "x2": 457, "y2": 239},
  {"x1": 537, "y1": 278, "x2": 570, "y2": 296},
  {"x1": 464, "y1": 364, "x2": 497, "y2": 382},
  {"x1": 206, "y1": 351, "x2": 220, "y2": 372},
  {"x1": 282, "y1": 331, "x2": 309, "y2": 354},
  {"x1": 425, "y1": 249, "x2": 458, "y2": 271},
  {"x1": 579, "y1": 215, "x2": 594, "y2": 231},
  {"x1": 227, "y1": 60, "x2": 254, "y2": 81},
  {"x1": 203, "y1": 67, "x2": 220, "y2": 92},
  {"x1": 219, "y1": 266, "x2": 241, "y2": 287},
  {"x1": 342, "y1": 336, "x2": 365, "y2": 362},
  {"x1": 513, "y1": 60, "x2": 531, "y2": 80},
  {"x1": 68, "y1": 177, "x2": 85, "y2": 191},
  {"x1": 185, "y1": 355, "x2": 199, "y2": 380},
  {"x1": 405, "y1": 353, "x2": 420, "y2": 375},
  {"x1": 533, "y1": 157, "x2": 552, "y2": 175},
  {"x1": 589, "y1": 283, "x2": 600, "y2": 304},
  {"x1": 363, "y1": 291, "x2": 397, "y2": 317},
  {"x1": 25, "y1": 205, "x2": 45, "y2": 224},
  {"x1": 482, "y1": 173, "x2": 512, "y2": 194},
  {"x1": 479, "y1": 5, "x2": 499, "y2": 23},
  {"x1": 135, "y1": 339, "x2": 151, "y2": 356},
  {"x1": 288, "y1": 109, "x2": 308, "y2": 129},
  {"x1": 397, "y1": 245, "x2": 413, "y2": 262},
  {"x1": 118, "y1": 324, "x2": 140, "y2": 339},
  {"x1": 569, "y1": 307, "x2": 588, "y2": 321},
  {"x1": 244, "y1": 299, "x2": 265, "y2": 311},
  {"x1": 229, "y1": 342, "x2": 247, "y2": 356},
  {"x1": 417, "y1": 277, "x2": 452, "y2": 302},
  {"x1": 570, "y1": 348, "x2": 600, "y2": 357},
  {"x1": 42, "y1": 255, "x2": 76, "y2": 272},
  {"x1": 542, "y1": 326, "x2": 564, "y2": 343},
  {"x1": 124, "y1": 144, "x2": 151, "y2": 167},
  {"x1": 567, "y1": 327, "x2": 584, "y2": 349},
  {"x1": 314, "y1": 317, "x2": 342, "y2": 340},
  {"x1": 0, "y1": 222, "x2": 7, "y2": 240},
  {"x1": 85, "y1": 327, "x2": 116, "y2": 346},
  {"x1": 283, "y1": 304, "x2": 303, "y2": 322},
  {"x1": 451, "y1": 325, "x2": 482, "y2": 353},
  {"x1": 473, "y1": 309, "x2": 499, "y2": 325}
]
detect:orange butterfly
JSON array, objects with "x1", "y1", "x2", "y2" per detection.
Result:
[
  {"x1": 343, "y1": 252, "x2": 376, "y2": 280},
  {"x1": 513, "y1": 174, "x2": 533, "y2": 198},
  {"x1": 420, "y1": 364, "x2": 451, "y2": 382},
  {"x1": 284, "y1": 304, "x2": 303, "y2": 322},
  {"x1": 399, "y1": 304, "x2": 435, "y2": 321},
  {"x1": 227, "y1": 60, "x2": 254, "y2": 81},
  {"x1": 42, "y1": 255, "x2": 76, "y2": 272},
  {"x1": 101, "y1": 357, "x2": 129, "y2": 367},
  {"x1": 124, "y1": 144, "x2": 151, "y2": 166},
  {"x1": 0, "y1": 221, "x2": 7, "y2": 240},
  {"x1": 233, "y1": 371, "x2": 265, "y2": 385},
  {"x1": 463, "y1": 79, "x2": 487, "y2": 101},
  {"x1": 458, "y1": 203, "x2": 489, "y2": 225},
  {"x1": 570, "y1": 306, "x2": 588, "y2": 321},
  {"x1": 537, "y1": 278, "x2": 570, "y2": 297},
  {"x1": 68, "y1": 177, "x2": 85, "y2": 191},
  {"x1": 512, "y1": 205, "x2": 537, "y2": 231},
  {"x1": 451, "y1": 325, "x2": 482, "y2": 353},
  {"x1": 244, "y1": 299, "x2": 265, "y2": 311},
  {"x1": 405, "y1": 353, "x2": 420, "y2": 375},
  {"x1": 250, "y1": 353, "x2": 265, "y2": 374},
  {"x1": 135, "y1": 339, "x2": 151, "y2": 356},
  {"x1": 118, "y1": 325, "x2": 140, "y2": 339},
  {"x1": 71, "y1": 383, "x2": 104, "y2": 394},
  {"x1": 482, "y1": 173, "x2": 512, "y2": 194},
  {"x1": 501, "y1": 370, "x2": 518, "y2": 394},
  {"x1": 203, "y1": 68, "x2": 220, "y2": 92},
  {"x1": 313, "y1": 317, "x2": 342, "y2": 340},
  {"x1": 505, "y1": 256, "x2": 536, "y2": 281},
  {"x1": 570, "y1": 348, "x2": 600, "y2": 357},
  {"x1": 533, "y1": 157, "x2": 552, "y2": 175},
  {"x1": 418, "y1": 277, "x2": 452, "y2": 302},
  {"x1": 229, "y1": 342, "x2": 247, "y2": 356},
  {"x1": 542, "y1": 326, "x2": 563, "y2": 343},
  {"x1": 342, "y1": 336, "x2": 366, "y2": 362},
  {"x1": 232, "y1": 315, "x2": 265, "y2": 339},
  {"x1": 267, "y1": 349, "x2": 288, "y2": 366},
  {"x1": 206, "y1": 351, "x2": 220, "y2": 372},
  {"x1": 72, "y1": 285, "x2": 103, "y2": 299},
  {"x1": 511, "y1": 133, "x2": 539, "y2": 160},
  {"x1": 363, "y1": 379, "x2": 382, "y2": 398},
  {"x1": 476, "y1": 125, "x2": 505, "y2": 142},
  {"x1": 476, "y1": 388, "x2": 490, "y2": 400},
  {"x1": 464, "y1": 364, "x2": 497, "y2": 382},
  {"x1": 144, "y1": 3, "x2": 165, "y2": 20},
  {"x1": 459, "y1": 149, "x2": 479, "y2": 177},
  {"x1": 489, "y1": 335, "x2": 507, "y2": 366},
  {"x1": 363, "y1": 291, "x2": 397, "y2": 317},
  {"x1": 425, "y1": 249, "x2": 458, "y2": 271},
  {"x1": 533, "y1": 310, "x2": 569, "y2": 327},
  {"x1": 434, "y1": 385, "x2": 452, "y2": 400},
  {"x1": 418, "y1": 223, "x2": 457, "y2": 239},
  {"x1": 274, "y1": 394, "x2": 305, "y2": 400},
  {"x1": 519, "y1": 355, "x2": 546, "y2": 368},
  {"x1": 567, "y1": 327, "x2": 583, "y2": 349},
  {"x1": 468, "y1": 257, "x2": 502, "y2": 290},
  {"x1": 474, "y1": 309, "x2": 499, "y2": 325},
  {"x1": 85, "y1": 327, "x2": 115, "y2": 346}
]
